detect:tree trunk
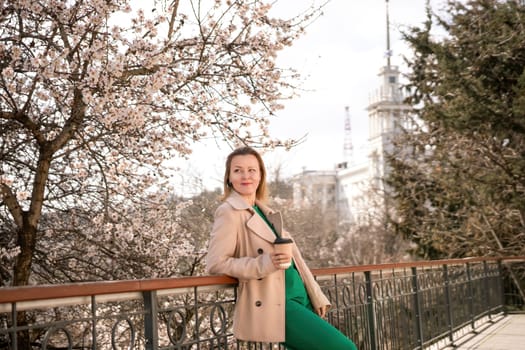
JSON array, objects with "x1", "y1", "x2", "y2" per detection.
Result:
[
  {"x1": 13, "y1": 223, "x2": 36, "y2": 287},
  {"x1": 12, "y1": 152, "x2": 52, "y2": 287}
]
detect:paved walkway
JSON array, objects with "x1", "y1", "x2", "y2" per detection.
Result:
[{"x1": 447, "y1": 314, "x2": 525, "y2": 350}]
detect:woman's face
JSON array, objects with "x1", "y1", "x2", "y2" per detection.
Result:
[{"x1": 229, "y1": 154, "x2": 261, "y2": 202}]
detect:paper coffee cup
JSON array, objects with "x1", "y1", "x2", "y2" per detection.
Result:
[{"x1": 274, "y1": 237, "x2": 293, "y2": 269}]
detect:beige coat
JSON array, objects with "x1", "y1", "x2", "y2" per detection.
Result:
[{"x1": 205, "y1": 191, "x2": 331, "y2": 343}]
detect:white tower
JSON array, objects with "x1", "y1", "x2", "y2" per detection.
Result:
[{"x1": 366, "y1": 0, "x2": 411, "y2": 193}]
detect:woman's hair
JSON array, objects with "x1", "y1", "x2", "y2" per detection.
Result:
[{"x1": 222, "y1": 146, "x2": 268, "y2": 203}]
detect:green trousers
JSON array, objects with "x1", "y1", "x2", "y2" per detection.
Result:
[{"x1": 283, "y1": 299, "x2": 358, "y2": 350}]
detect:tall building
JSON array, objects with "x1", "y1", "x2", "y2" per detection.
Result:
[{"x1": 293, "y1": 0, "x2": 412, "y2": 227}]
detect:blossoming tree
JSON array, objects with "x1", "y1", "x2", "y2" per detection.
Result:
[{"x1": 0, "y1": 0, "x2": 324, "y2": 287}]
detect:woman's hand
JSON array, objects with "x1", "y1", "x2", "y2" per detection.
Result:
[
  {"x1": 316, "y1": 305, "x2": 328, "y2": 318},
  {"x1": 271, "y1": 253, "x2": 291, "y2": 269}
]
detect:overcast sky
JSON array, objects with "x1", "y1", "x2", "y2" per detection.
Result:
[{"x1": 174, "y1": 0, "x2": 448, "y2": 194}]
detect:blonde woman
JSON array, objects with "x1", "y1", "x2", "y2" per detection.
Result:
[{"x1": 206, "y1": 146, "x2": 357, "y2": 349}]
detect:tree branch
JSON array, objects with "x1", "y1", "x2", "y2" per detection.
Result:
[{"x1": 0, "y1": 183, "x2": 23, "y2": 228}]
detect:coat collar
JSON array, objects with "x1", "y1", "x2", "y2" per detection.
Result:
[
  {"x1": 225, "y1": 190, "x2": 275, "y2": 213},
  {"x1": 225, "y1": 190, "x2": 254, "y2": 211},
  {"x1": 225, "y1": 191, "x2": 285, "y2": 240}
]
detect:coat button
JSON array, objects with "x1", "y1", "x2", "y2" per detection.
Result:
[
  {"x1": 255, "y1": 301, "x2": 262, "y2": 307},
  {"x1": 257, "y1": 248, "x2": 264, "y2": 254}
]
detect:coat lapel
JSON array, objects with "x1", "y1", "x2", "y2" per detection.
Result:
[
  {"x1": 225, "y1": 191, "x2": 277, "y2": 242},
  {"x1": 247, "y1": 213, "x2": 276, "y2": 242},
  {"x1": 252, "y1": 200, "x2": 285, "y2": 240},
  {"x1": 265, "y1": 212, "x2": 283, "y2": 237}
]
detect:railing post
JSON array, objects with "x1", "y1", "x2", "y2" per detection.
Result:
[
  {"x1": 11, "y1": 303, "x2": 17, "y2": 350},
  {"x1": 411, "y1": 267, "x2": 424, "y2": 349},
  {"x1": 443, "y1": 264, "x2": 454, "y2": 344},
  {"x1": 91, "y1": 296, "x2": 97, "y2": 350},
  {"x1": 498, "y1": 259, "x2": 507, "y2": 315},
  {"x1": 365, "y1": 271, "x2": 377, "y2": 350},
  {"x1": 466, "y1": 263, "x2": 475, "y2": 330},
  {"x1": 482, "y1": 261, "x2": 492, "y2": 321},
  {"x1": 143, "y1": 291, "x2": 158, "y2": 350}
]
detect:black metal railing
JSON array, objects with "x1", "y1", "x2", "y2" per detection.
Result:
[{"x1": 0, "y1": 257, "x2": 524, "y2": 350}]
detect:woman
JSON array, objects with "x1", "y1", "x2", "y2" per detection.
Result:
[{"x1": 206, "y1": 146, "x2": 357, "y2": 350}]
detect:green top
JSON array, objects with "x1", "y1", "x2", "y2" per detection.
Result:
[{"x1": 253, "y1": 205, "x2": 311, "y2": 305}]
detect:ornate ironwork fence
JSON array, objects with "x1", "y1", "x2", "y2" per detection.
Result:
[{"x1": 1, "y1": 257, "x2": 524, "y2": 350}]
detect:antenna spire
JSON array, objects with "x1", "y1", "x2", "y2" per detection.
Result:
[
  {"x1": 343, "y1": 106, "x2": 354, "y2": 163},
  {"x1": 385, "y1": 0, "x2": 392, "y2": 67}
]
